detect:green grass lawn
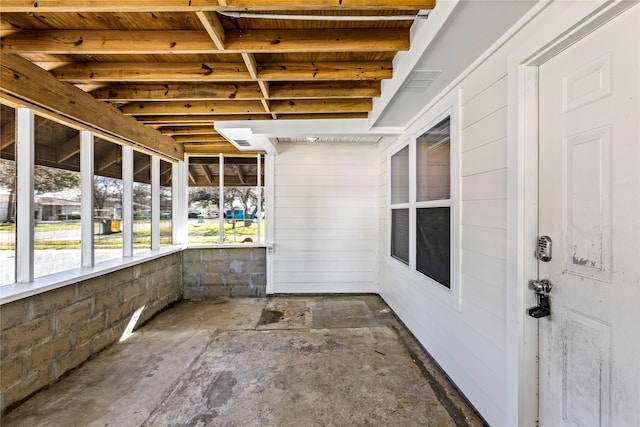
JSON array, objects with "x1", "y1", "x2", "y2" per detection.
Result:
[{"x1": 0, "y1": 219, "x2": 263, "y2": 249}]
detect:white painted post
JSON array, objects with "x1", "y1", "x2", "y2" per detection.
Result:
[
  {"x1": 80, "y1": 130, "x2": 94, "y2": 267},
  {"x1": 172, "y1": 158, "x2": 187, "y2": 245},
  {"x1": 122, "y1": 146, "x2": 133, "y2": 257},
  {"x1": 218, "y1": 154, "x2": 225, "y2": 244},
  {"x1": 257, "y1": 154, "x2": 262, "y2": 243},
  {"x1": 15, "y1": 108, "x2": 35, "y2": 283},
  {"x1": 151, "y1": 155, "x2": 160, "y2": 250}
]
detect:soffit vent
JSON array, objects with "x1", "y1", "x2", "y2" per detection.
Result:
[
  {"x1": 400, "y1": 70, "x2": 441, "y2": 93},
  {"x1": 235, "y1": 139, "x2": 251, "y2": 147}
]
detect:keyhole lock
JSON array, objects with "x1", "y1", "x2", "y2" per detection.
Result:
[{"x1": 528, "y1": 279, "x2": 553, "y2": 318}]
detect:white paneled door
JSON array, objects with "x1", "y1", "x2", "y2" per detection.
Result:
[{"x1": 537, "y1": 5, "x2": 640, "y2": 427}]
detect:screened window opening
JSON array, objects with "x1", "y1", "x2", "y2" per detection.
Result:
[
  {"x1": 188, "y1": 155, "x2": 264, "y2": 245},
  {"x1": 416, "y1": 117, "x2": 451, "y2": 288},
  {"x1": 390, "y1": 146, "x2": 410, "y2": 263}
]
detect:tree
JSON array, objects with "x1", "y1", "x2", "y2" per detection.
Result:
[
  {"x1": 34, "y1": 165, "x2": 80, "y2": 195},
  {"x1": 94, "y1": 176, "x2": 122, "y2": 211},
  {"x1": 0, "y1": 159, "x2": 16, "y2": 222},
  {"x1": 189, "y1": 187, "x2": 220, "y2": 213}
]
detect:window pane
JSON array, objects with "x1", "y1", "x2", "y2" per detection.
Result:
[
  {"x1": 417, "y1": 117, "x2": 450, "y2": 202},
  {"x1": 160, "y1": 160, "x2": 172, "y2": 247},
  {"x1": 391, "y1": 208, "x2": 409, "y2": 264},
  {"x1": 133, "y1": 152, "x2": 151, "y2": 254},
  {"x1": 94, "y1": 138, "x2": 123, "y2": 263},
  {"x1": 188, "y1": 185, "x2": 221, "y2": 244},
  {"x1": 391, "y1": 145, "x2": 409, "y2": 204},
  {"x1": 224, "y1": 186, "x2": 261, "y2": 244},
  {"x1": 0, "y1": 105, "x2": 16, "y2": 285},
  {"x1": 416, "y1": 207, "x2": 450, "y2": 288},
  {"x1": 34, "y1": 116, "x2": 81, "y2": 278}
]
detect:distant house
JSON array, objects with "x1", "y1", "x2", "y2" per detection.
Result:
[{"x1": 35, "y1": 196, "x2": 81, "y2": 221}]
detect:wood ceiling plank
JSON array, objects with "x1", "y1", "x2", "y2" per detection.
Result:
[
  {"x1": 183, "y1": 142, "x2": 251, "y2": 156},
  {"x1": 160, "y1": 126, "x2": 218, "y2": 136},
  {"x1": 0, "y1": 51, "x2": 183, "y2": 161},
  {"x1": 121, "y1": 100, "x2": 266, "y2": 115},
  {"x1": 135, "y1": 114, "x2": 272, "y2": 124},
  {"x1": 196, "y1": 11, "x2": 226, "y2": 50},
  {"x1": 1, "y1": 31, "x2": 218, "y2": 54},
  {"x1": 225, "y1": 29, "x2": 409, "y2": 53},
  {"x1": 174, "y1": 135, "x2": 228, "y2": 143},
  {"x1": 52, "y1": 62, "x2": 252, "y2": 83},
  {"x1": 2, "y1": 29, "x2": 408, "y2": 54},
  {"x1": 0, "y1": 1, "x2": 434, "y2": 12},
  {"x1": 91, "y1": 83, "x2": 263, "y2": 101},
  {"x1": 269, "y1": 81, "x2": 380, "y2": 99},
  {"x1": 270, "y1": 98, "x2": 372, "y2": 114},
  {"x1": 56, "y1": 135, "x2": 80, "y2": 163},
  {"x1": 257, "y1": 61, "x2": 392, "y2": 80}
]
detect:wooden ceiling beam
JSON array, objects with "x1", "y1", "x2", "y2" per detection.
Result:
[
  {"x1": 196, "y1": 11, "x2": 226, "y2": 51},
  {"x1": 0, "y1": 51, "x2": 183, "y2": 161},
  {"x1": 96, "y1": 147, "x2": 122, "y2": 171},
  {"x1": 257, "y1": 61, "x2": 392, "y2": 80},
  {"x1": 121, "y1": 100, "x2": 266, "y2": 115},
  {"x1": 0, "y1": 1, "x2": 435, "y2": 12},
  {"x1": 135, "y1": 114, "x2": 272, "y2": 124},
  {"x1": 51, "y1": 61, "x2": 391, "y2": 83},
  {"x1": 56, "y1": 135, "x2": 80, "y2": 163},
  {"x1": 183, "y1": 142, "x2": 251, "y2": 156},
  {"x1": 2, "y1": 29, "x2": 408, "y2": 54},
  {"x1": 199, "y1": 164, "x2": 213, "y2": 184},
  {"x1": 174, "y1": 135, "x2": 228, "y2": 144},
  {"x1": 234, "y1": 165, "x2": 245, "y2": 185},
  {"x1": 270, "y1": 98, "x2": 372, "y2": 114},
  {"x1": 91, "y1": 83, "x2": 263, "y2": 102},
  {"x1": 0, "y1": 119, "x2": 16, "y2": 149},
  {"x1": 269, "y1": 81, "x2": 380, "y2": 99},
  {"x1": 52, "y1": 63, "x2": 252, "y2": 83},
  {"x1": 160, "y1": 126, "x2": 217, "y2": 136}
]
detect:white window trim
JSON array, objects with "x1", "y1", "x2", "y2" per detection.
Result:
[
  {"x1": 387, "y1": 92, "x2": 461, "y2": 311},
  {"x1": 389, "y1": 143, "x2": 411, "y2": 267}
]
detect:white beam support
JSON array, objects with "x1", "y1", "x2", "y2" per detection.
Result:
[
  {"x1": 80, "y1": 130, "x2": 94, "y2": 267},
  {"x1": 151, "y1": 156, "x2": 160, "y2": 250},
  {"x1": 218, "y1": 154, "x2": 225, "y2": 244},
  {"x1": 122, "y1": 146, "x2": 134, "y2": 257},
  {"x1": 257, "y1": 154, "x2": 262, "y2": 244},
  {"x1": 15, "y1": 108, "x2": 35, "y2": 283},
  {"x1": 172, "y1": 157, "x2": 188, "y2": 245}
]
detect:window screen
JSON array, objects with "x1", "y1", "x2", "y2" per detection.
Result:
[
  {"x1": 391, "y1": 208, "x2": 409, "y2": 264},
  {"x1": 416, "y1": 207, "x2": 450, "y2": 288},
  {"x1": 417, "y1": 117, "x2": 450, "y2": 202},
  {"x1": 391, "y1": 146, "x2": 409, "y2": 204}
]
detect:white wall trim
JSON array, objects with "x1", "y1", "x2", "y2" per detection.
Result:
[{"x1": 122, "y1": 146, "x2": 133, "y2": 257}]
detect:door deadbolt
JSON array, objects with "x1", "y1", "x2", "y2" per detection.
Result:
[{"x1": 536, "y1": 236, "x2": 552, "y2": 262}]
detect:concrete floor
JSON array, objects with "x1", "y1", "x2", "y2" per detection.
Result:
[{"x1": 2, "y1": 295, "x2": 486, "y2": 426}]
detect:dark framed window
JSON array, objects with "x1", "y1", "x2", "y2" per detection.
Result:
[
  {"x1": 416, "y1": 117, "x2": 451, "y2": 287},
  {"x1": 390, "y1": 146, "x2": 409, "y2": 263}
]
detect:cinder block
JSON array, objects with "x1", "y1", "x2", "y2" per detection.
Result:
[
  {"x1": 29, "y1": 336, "x2": 72, "y2": 370},
  {"x1": 231, "y1": 286, "x2": 253, "y2": 297},
  {"x1": 78, "y1": 315, "x2": 106, "y2": 343},
  {"x1": 57, "y1": 341, "x2": 91, "y2": 376},
  {"x1": 92, "y1": 328, "x2": 118, "y2": 354},
  {"x1": 77, "y1": 276, "x2": 109, "y2": 299},
  {"x1": 32, "y1": 286, "x2": 75, "y2": 317},
  {"x1": 3, "y1": 316, "x2": 51, "y2": 357},
  {"x1": 0, "y1": 355, "x2": 24, "y2": 389},
  {"x1": 108, "y1": 301, "x2": 132, "y2": 326},
  {"x1": 5, "y1": 368, "x2": 49, "y2": 410},
  {"x1": 95, "y1": 288, "x2": 120, "y2": 311},
  {"x1": 110, "y1": 268, "x2": 133, "y2": 287},
  {"x1": 54, "y1": 300, "x2": 92, "y2": 334},
  {"x1": 1, "y1": 299, "x2": 33, "y2": 330},
  {"x1": 121, "y1": 281, "x2": 145, "y2": 301},
  {"x1": 183, "y1": 262, "x2": 207, "y2": 276},
  {"x1": 200, "y1": 273, "x2": 225, "y2": 286}
]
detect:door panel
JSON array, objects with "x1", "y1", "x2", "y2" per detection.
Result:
[{"x1": 538, "y1": 6, "x2": 640, "y2": 427}]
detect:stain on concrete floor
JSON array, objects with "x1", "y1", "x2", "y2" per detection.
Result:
[{"x1": 1, "y1": 295, "x2": 487, "y2": 427}]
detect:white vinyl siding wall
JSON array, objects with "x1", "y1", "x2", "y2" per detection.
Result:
[{"x1": 272, "y1": 143, "x2": 378, "y2": 293}]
